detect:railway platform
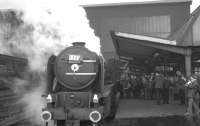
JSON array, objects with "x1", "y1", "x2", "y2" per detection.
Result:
[
  {"x1": 105, "y1": 99, "x2": 199, "y2": 126},
  {"x1": 116, "y1": 99, "x2": 186, "y2": 119}
]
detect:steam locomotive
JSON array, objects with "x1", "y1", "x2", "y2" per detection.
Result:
[{"x1": 41, "y1": 42, "x2": 120, "y2": 126}]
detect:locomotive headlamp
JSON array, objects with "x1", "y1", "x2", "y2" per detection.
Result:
[
  {"x1": 46, "y1": 94, "x2": 52, "y2": 103},
  {"x1": 93, "y1": 94, "x2": 99, "y2": 103},
  {"x1": 89, "y1": 110, "x2": 101, "y2": 123},
  {"x1": 41, "y1": 110, "x2": 52, "y2": 122}
]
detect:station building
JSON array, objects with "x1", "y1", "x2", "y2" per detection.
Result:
[{"x1": 83, "y1": 0, "x2": 200, "y2": 76}]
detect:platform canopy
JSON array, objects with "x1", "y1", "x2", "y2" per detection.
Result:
[{"x1": 110, "y1": 31, "x2": 192, "y2": 61}]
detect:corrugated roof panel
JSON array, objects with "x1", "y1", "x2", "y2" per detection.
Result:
[
  {"x1": 168, "y1": 5, "x2": 200, "y2": 46},
  {"x1": 115, "y1": 32, "x2": 177, "y2": 45},
  {"x1": 82, "y1": 0, "x2": 192, "y2": 8},
  {"x1": 193, "y1": 13, "x2": 200, "y2": 45}
]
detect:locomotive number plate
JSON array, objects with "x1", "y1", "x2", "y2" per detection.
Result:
[
  {"x1": 68, "y1": 55, "x2": 82, "y2": 63},
  {"x1": 69, "y1": 55, "x2": 81, "y2": 61}
]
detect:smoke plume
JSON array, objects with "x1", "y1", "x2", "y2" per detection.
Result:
[{"x1": 0, "y1": 0, "x2": 100, "y2": 125}]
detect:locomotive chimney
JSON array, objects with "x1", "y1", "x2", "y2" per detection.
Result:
[{"x1": 72, "y1": 42, "x2": 85, "y2": 47}]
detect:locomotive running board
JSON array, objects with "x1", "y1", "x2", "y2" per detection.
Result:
[{"x1": 65, "y1": 73, "x2": 96, "y2": 75}]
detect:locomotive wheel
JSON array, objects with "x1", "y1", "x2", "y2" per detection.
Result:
[
  {"x1": 106, "y1": 96, "x2": 118, "y2": 121},
  {"x1": 109, "y1": 102, "x2": 117, "y2": 120},
  {"x1": 106, "y1": 91, "x2": 120, "y2": 122}
]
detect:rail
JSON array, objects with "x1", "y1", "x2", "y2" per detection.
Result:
[
  {"x1": 0, "y1": 88, "x2": 26, "y2": 126},
  {"x1": 0, "y1": 112, "x2": 26, "y2": 126}
]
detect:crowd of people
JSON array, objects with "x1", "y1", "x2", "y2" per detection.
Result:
[{"x1": 118, "y1": 71, "x2": 200, "y2": 106}]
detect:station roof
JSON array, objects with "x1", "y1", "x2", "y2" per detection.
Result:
[
  {"x1": 169, "y1": 5, "x2": 200, "y2": 45},
  {"x1": 110, "y1": 31, "x2": 191, "y2": 61},
  {"x1": 109, "y1": 4, "x2": 200, "y2": 61},
  {"x1": 82, "y1": 0, "x2": 192, "y2": 8}
]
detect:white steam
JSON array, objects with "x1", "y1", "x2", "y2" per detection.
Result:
[
  {"x1": 0, "y1": 0, "x2": 101, "y2": 71},
  {"x1": 0, "y1": 0, "x2": 100, "y2": 125}
]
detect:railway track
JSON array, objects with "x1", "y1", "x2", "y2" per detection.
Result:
[
  {"x1": 0, "y1": 111, "x2": 27, "y2": 126},
  {"x1": 0, "y1": 89, "x2": 28, "y2": 126}
]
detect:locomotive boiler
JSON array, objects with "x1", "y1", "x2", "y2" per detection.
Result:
[{"x1": 41, "y1": 42, "x2": 119, "y2": 126}]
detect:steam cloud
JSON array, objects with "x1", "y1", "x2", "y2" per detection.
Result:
[{"x1": 0, "y1": 0, "x2": 100, "y2": 125}]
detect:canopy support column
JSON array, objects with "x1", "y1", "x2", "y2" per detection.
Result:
[{"x1": 184, "y1": 48, "x2": 192, "y2": 77}]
